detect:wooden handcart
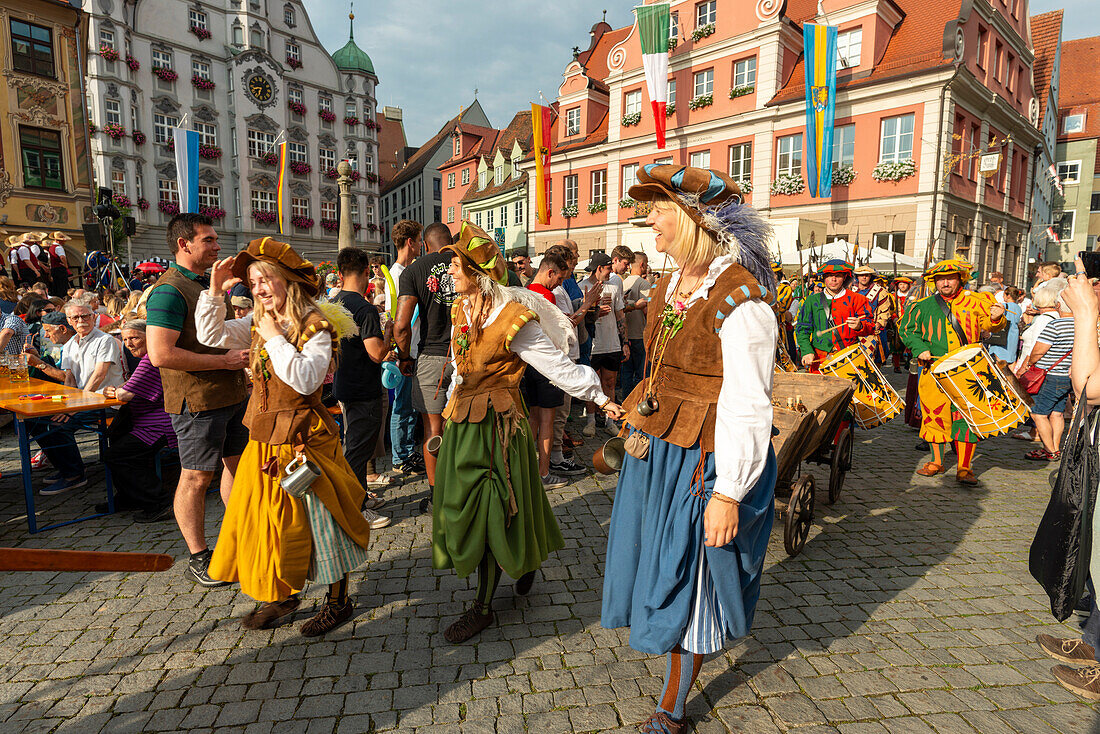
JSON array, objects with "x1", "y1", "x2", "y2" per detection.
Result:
[{"x1": 771, "y1": 372, "x2": 856, "y2": 557}]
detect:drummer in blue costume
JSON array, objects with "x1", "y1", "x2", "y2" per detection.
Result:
[{"x1": 601, "y1": 164, "x2": 778, "y2": 734}]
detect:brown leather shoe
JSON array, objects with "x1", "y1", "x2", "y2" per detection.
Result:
[
  {"x1": 1052, "y1": 664, "x2": 1100, "y2": 700},
  {"x1": 241, "y1": 595, "x2": 301, "y2": 630},
  {"x1": 915, "y1": 462, "x2": 943, "y2": 477},
  {"x1": 444, "y1": 604, "x2": 494, "y2": 643},
  {"x1": 300, "y1": 594, "x2": 353, "y2": 637},
  {"x1": 637, "y1": 711, "x2": 687, "y2": 734},
  {"x1": 956, "y1": 469, "x2": 978, "y2": 485},
  {"x1": 1037, "y1": 634, "x2": 1097, "y2": 664}
]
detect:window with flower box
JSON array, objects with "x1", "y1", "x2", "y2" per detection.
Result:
[
  {"x1": 345, "y1": 101, "x2": 357, "y2": 118},
  {"x1": 192, "y1": 59, "x2": 211, "y2": 80},
  {"x1": 105, "y1": 99, "x2": 121, "y2": 126},
  {"x1": 99, "y1": 28, "x2": 115, "y2": 50},
  {"x1": 694, "y1": 69, "x2": 713, "y2": 98},
  {"x1": 153, "y1": 112, "x2": 179, "y2": 144},
  {"x1": 591, "y1": 169, "x2": 606, "y2": 205},
  {"x1": 696, "y1": 1, "x2": 716, "y2": 27},
  {"x1": 365, "y1": 155, "x2": 374, "y2": 172},
  {"x1": 199, "y1": 185, "x2": 220, "y2": 209},
  {"x1": 689, "y1": 150, "x2": 710, "y2": 169},
  {"x1": 289, "y1": 87, "x2": 303, "y2": 106},
  {"x1": 251, "y1": 190, "x2": 276, "y2": 212},
  {"x1": 837, "y1": 29, "x2": 862, "y2": 69},
  {"x1": 152, "y1": 49, "x2": 172, "y2": 69},
  {"x1": 321, "y1": 201, "x2": 336, "y2": 220},
  {"x1": 194, "y1": 121, "x2": 217, "y2": 146},
  {"x1": 189, "y1": 10, "x2": 207, "y2": 31},
  {"x1": 728, "y1": 142, "x2": 751, "y2": 182},
  {"x1": 624, "y1": 90, "x2": 642, "y2": 116},
  {"x1": 667, "y1": 79, "x2": 676, "y2": 107},
  {"x1": 462, "y1": 168, "x2": 470, "y2": 185},
  {"x1": 733, "y1": 57, "x2": 756, "y2": 88},
  {"x1": 563, "y1": 174, "x2": 578, "y2": 209},
  {"x1": 832, "y1": 124, "x2": 855, "y2": 170},
  {"x1": 879, "y1": 114, "x2": 914, "y2": 162},
  {"x1": 287, "y1": 142, "x2": 307, "y2": 163},
  {"x1": 291, "y1": 197, "x2": 309, "y2": 218},
  {"x1": 287, "y1": 41, "x2": 300, "y2": 63},
  {"x1": 566, "y1": 108, "x2": 580, "y2": 136},
  {"x1": 111, "y1": 171, "x2": 126, "y2": 198},
  {"x1": 158, "y1": 179, "x2": 179, "y2": 205},
  {"x1": 776, "y1": 134, "x2": 802, "y2": 177},
  {"x1": 11, "y1": 20, "x2": 55, "y2": 78},
  {"x1": 670, "y1": 12, "x2": 679, "y2": 41},
  {"x1": 248, "y1": 129, "x2": 276, "y2": 158},
  {"x1": 622, "y1": 163, "x2": 639, "y2": 195},
  {"x1": 319, "y1": 147, "x2": 335, "y2": 172}
]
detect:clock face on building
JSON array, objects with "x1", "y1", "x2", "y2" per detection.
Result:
[{"x1": 247, "y1": 74, "x2": 273, "y2": 102}]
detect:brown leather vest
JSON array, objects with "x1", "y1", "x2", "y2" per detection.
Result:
[
  {"x1": 243, "y1": 311, "x2": 339, "y2": 446},
  {"x1": 442, "y1": 299, "x2": 538, "y2": 424},
  {"x1": 154, "y1": 266, "x2": 249, "y2": 414},
  {"x1": 622, "y1": 262, "x2": 771, "y2": 452}
]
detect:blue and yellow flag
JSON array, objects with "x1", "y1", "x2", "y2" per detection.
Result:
[{"x1": 803, "y1": 24, "x2": 838, "y2": 198}]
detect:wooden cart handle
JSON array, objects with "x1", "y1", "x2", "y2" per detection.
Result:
[{"x1": 0, "y1": 549, "x2": 175, "y2": 573}]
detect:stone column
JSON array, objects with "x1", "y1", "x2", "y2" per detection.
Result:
[{"x1": 337, "y1": 160, "x2": 354, "y2": 250}]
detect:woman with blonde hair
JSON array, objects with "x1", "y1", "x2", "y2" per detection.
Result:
[
  {"x1": 601, "y1": 165, "x2": 778, "y2": 733},
  {"x1": 196, "y1": 237, "x2": 374, "y2": 636},
  {"x1": 433, "y1": 221, "x2": 623, "y2": 644}
]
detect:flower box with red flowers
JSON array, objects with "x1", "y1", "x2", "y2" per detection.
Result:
[
  {"x1": 319, "y1": 110, "x2": 336, "y2": 123},
  {"x1": 158, "y1": 200, "x2": 180, "y2": 216},
  {"x1": 349, "y1": 170, "x2": 361, "y2": 183},
  {"x1": 324, "y1": 168, "x2": 338, "y2": 180},
  {"x1": 88, "y1": 122, "x2": 98, "y2": 134},
  {"x1": 191, "y1": 75, "x2": 216, "y2": 91},
  {"x1": 288, "y1": 101, "x2": 307, "y2": 115},
  {"x1": 286, "y1": 57, "x2": 303, "y2": 70},
  {"x1": 261, "y1": 151, "x2": 279, "y2": 166},
  {"x1": 289, "y1": 161, "x2": 312, "y2": 176},
  {"x1": 102, "y1": 123, "x2": 126, "y2": 140},
  {"x1": 367, "y1": 223, "x2": 379, "y2": 233},
  {"x1": 190, "y1": 25, "x2": 212, "y2": 41},
  {"x1": 344, "y1": 116, "x2": 360, "y2": 127},
  {"x1": 291, "y1": 215, "x2": 314, "y2": 229},
  {"x1": 132, "y1": 131, "x2": 146, "y2": 145},
  {"x1": 99, "y1": 46, "x2": 120, "y2": 62},
  {"x1": 252, "y1": 209, "x2": 277, "y2": 224},
  {"x1": 363, "y1": 119, "x2": 380, "y2": 131},
  {"x1": 320, "y1": 219, "x2": 339, "y2": 232},
  {"x1": 136, "y1": 197, "x2": 150, "y2": 211},
  {"x1": 152, "y1": 67, "x2": 178, "y2": 82},
  {"x1": 199, "y1": 144, "x2": 222, "y2": 160},
  {"x1": 353, "y1": 223, "x2": 361, "y2": 232},
  {"x1": 362, "y1": 172, "x2": 379, "y2": 184},
  {"x1": 200, "y1": 206, "x2": 226, "y2": 220},
  {"x1": 125, "y1": 55, "x2": 140, "y2": 71},
  {"x1": 114, "y1": 194, "x2": 131, "y2": 208}
]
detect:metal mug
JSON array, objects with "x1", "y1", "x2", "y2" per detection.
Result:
[
  {"x1": 635, "y1": 397, "x2": 659, "y2": 417},
  {"x1": 426, "y1": 434, "x2": 443, "y2": 456},
  {"x1": 281, "y1": 454, "x2": 321, "y2": 498},
  {"x1": 592, "y1": 436, "x2": 626, "y2": 475}
]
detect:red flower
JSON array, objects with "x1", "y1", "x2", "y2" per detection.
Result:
[
  {"x1": 460, "y1": 325, "x2": 469, "y2": 334},
  {"x1": 426, "y1": 275, "x2": 440, "y2": 293}
]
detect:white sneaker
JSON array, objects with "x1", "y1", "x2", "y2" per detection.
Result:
[
  {"x1": 582, "y1": 420, "x2": 596, "y2": 438},
  {"x1": 362, "y1": 508, "x2": 391, "y2": 529}
]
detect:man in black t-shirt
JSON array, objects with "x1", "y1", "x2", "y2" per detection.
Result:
[
  {"x1": 395, "y1": 222, "x2": 456, "y2": 496},
  {"x1": 334, "y1": 248, "x2": 393, "y2": 526}
]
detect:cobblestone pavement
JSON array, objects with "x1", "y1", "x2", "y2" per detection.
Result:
[{"x1": 0, "y1": 383, "x2": 1098, "y2": 733}]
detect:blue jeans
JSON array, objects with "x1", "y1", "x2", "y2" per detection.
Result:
[
  {"x1": 619, "y1": 338, "x2": 646, "y2": 400},
  {"x1": 389, "y1": 374, "x2": 417, "y2": 466},
  {"x1": 579, "y1": 323, "x2": 595, "y2": 367},
  {"x1": 1083, "y1": 579, "x2": 1100, "y2": 661}
]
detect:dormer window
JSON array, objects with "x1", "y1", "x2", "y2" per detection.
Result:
[
  {"x1": 565, "y1": 108, "x2": 580, "y2": 136},
  {"x1": 284, "y1": 5, "x2": 296, "y2": 27},
  {"x1": 494, "y1": 164, "x2": 504, "y2": 185},
  {"x1": 478, "y1": 168, "x2": 487, "y2": 189},
  {"x1": 453, "y1": 134, "x2": 461, "y2": 157},
  {"x1": 512, "y1": 156, "x2": 520, "y2": 178},
  {"x1": 837, "y1": 28, "x2": 862, "y2": 69}
]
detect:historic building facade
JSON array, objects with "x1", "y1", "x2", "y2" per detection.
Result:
[
  {"x1": 1027, "y1": 10, "x2": 1061, "y2": 266},
  {"x1": 2, "y1": 0, "x2": 93, "y2": 258},
  {"x1": 83, "y1": 1, "x2": 382, "y2": 260},
  {"x1": 439, "y1": 110, "x2": 532, "y2": 254},
  {"x1": 1053, "y1": 36, "x2": 1100, "y2": 259},
  {"x1": 525, "y1": 0, "x2": 1046, "y2": 285}
]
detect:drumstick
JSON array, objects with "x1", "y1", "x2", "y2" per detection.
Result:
[{"x1": 816, "y1": 318, "x2": 870, "y2": 338}]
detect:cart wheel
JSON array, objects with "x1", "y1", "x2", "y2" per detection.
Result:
[
  {"x1": 828, "y1": 425, "x2": 853, "y2": 505},
  {"x1": 784, "y1": 475, "x2": 815, "y2": 556}
]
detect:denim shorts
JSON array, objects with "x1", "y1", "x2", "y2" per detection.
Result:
[
  {"x1": 1032, "y1": 374, "x2": 1072, "y2": 416},
  {"x1": 169, "y1": 399, "x2": 249, "y2": 471}
]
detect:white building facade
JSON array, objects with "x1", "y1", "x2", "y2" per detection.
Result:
[{"x1": 83, "y1": 0, "x2": 382, "y2": 260}]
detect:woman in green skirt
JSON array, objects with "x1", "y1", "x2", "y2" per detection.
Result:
[{"x1": 433, "y1": 221, "x2": 623, "y2": 643}]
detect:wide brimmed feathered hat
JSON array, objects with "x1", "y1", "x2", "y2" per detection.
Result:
[
  {"x1": 232, "y1": 236, "x2": 320, "y2": 297},
  {"x1": 923, "y1": 258, "x2": 972, "y2": 285},
  {"x1": 442, "y1": 220, "x2": 508, "y2": 285}
]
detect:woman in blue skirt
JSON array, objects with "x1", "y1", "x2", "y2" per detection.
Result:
[{"x1": 601, "y1": 164, "x2": 778, "y2": 733}]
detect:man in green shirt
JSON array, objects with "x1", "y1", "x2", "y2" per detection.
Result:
[{"x1": 146, "y1": 214, "x2": 249, "y2": 586}]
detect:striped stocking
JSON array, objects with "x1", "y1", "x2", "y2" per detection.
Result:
[{"x1": 656, "y1": 645, "x2": 704, "y2": 722}]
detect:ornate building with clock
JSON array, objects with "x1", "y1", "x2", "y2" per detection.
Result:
[{"x1": 82, "y1": 0, "x2": 382, "y2": 260}]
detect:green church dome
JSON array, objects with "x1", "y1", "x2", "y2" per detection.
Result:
[{"x1": 332, "y1": 12, "x2": 374, "y2": 75}]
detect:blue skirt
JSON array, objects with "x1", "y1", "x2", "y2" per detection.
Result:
[{"x1": 601, "y1": 431, "x2": 776, "y2": 655}]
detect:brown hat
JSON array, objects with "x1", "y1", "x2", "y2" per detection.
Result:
[
  {"x1": 628, "y1": 164, "x2": 742, "y2": 229},
  {"x1": 49, "y1": 231, "x2": 72, "y2": 241},
  {"x1": 442, "y1": 220, "x2": 508, "y2": 285},
  {"x1": 231, "y1": 236, "x2": 320, "y2": 297},
  {"x1": 853, "y1": 265, "x2": 876, "y2": 276}
]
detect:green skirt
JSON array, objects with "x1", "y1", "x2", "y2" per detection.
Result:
[{"x1": 432, "y1": 409, "x2": 564, "y2": 579}]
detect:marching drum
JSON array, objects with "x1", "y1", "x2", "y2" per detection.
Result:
[
  {"x1": 929, "y1": 344, "x2": 1030, "y2": 439},
  {"x1": 820, "y1": 343, "x2": 903, "y2": 429}
]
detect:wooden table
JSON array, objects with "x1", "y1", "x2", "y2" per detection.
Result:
[{"x1": 0, "y1": 376, "x2": 122, "y2": 533}]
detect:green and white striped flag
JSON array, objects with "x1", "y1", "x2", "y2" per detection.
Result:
[{"x1": 636, "y1": 3, "x2": 671, "y2": 148}]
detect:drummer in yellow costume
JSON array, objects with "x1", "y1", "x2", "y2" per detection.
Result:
[{"x1": 898, "y1": 259, "x2": 1005, "y2": 485}]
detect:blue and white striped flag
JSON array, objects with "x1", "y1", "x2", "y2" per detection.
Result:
[{"x1": 173, "y1": 128, "x2": 200, "y2": 213}]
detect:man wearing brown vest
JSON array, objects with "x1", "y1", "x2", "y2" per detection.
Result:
[{"x1": 146, "y1": 214, "x2": 249, "y2": 586}]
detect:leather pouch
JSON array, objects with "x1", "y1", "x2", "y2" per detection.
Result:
[{"x1": 624, "y1": 431, "x2": 650, "y2": 460}]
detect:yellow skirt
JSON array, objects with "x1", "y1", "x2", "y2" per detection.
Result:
[{"x1": 209, "y1": 418, "x2": 373, "y2": 603}]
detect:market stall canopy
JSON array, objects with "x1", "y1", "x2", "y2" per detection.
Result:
[{"x1": 786, "y1": 240, "x2": 925, "y2": 274}]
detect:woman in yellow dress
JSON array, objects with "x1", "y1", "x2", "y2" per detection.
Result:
[{"x1": 196, "y1": 237, "x2": 374, "y2": 636}]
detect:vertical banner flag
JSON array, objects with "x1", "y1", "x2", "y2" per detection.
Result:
[
  {"x1": 802, "y1": 24, "x2": 838, "y2": 198},
  {"x1": 276, "y1": 142, "x2": 288, "y2": 234},
  {"x1": 531, "y1": 104, "x2": 553, "y2": 224},
  {"x1": 172, "y1": 128, "x2": 200, "y2": 214},
  {"x1": 636, "y1": 3, "x2": 671, "y2": 149},
  {"x1": 1047, "y1": 163, "x2": 1064, "y2": 195}
]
